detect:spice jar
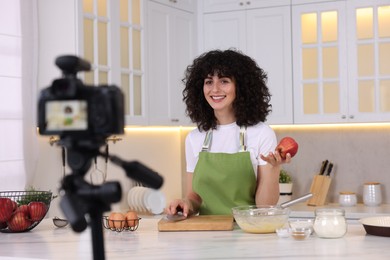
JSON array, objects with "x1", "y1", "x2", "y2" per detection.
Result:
[
  {"x1": 313, "y1": 208, "x2": 347, "y2": 238},
  {"x1": 338, "y1": 192, "x2": 357, "y2": 207}
]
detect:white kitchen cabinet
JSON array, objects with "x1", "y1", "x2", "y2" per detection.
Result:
[
  {"x1": 146, "y1": 1, "x2": 196, "y2": 126},
  {"x1": 346, "y1": 0, "x2": 390, "y2": 122},
  {"x1": 292, "y1": 1, "x2": 349, "y2": 124},
  {"x1": 203, "y1": 4, "x2": 293, "y2": 124},
  {"x1": 151, "y1": 0, "x2": 196, "y2": 12},
  {"x1": 292, "y1": 0, "x2": 390, "y2": 124},
  {"x1": 203, "y1": 0, "x2": 291, "y2": 13}
]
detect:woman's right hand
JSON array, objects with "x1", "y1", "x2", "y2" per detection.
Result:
[{"x1": 166, "y1": 198, "x2": 192, "y2": 217}]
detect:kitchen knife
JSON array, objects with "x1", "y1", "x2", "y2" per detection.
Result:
[
  {"x1": 319, "y1": 160, "x2": 328, "y2": 175},
  {"x1": 165, "y1": 211, "x2": 187, "y2": 222},
  {"x1": 326, "y1": 163, "x2": 333, "y2": 176}
]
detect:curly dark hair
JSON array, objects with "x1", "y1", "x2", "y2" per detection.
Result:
[{"x1": 182, "y1": 49, "x2": 272, "y2": 131}]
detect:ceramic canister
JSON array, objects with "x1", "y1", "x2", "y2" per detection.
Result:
[
  {"x1": 363, "y1": 182, "x2": 382, "y2": 207},
  {"x1": 339, "y1": 191, "x2": 357, "y2": 207}
]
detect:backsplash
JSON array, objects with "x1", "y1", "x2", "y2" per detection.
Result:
[{"x1": 33, "y1": 124, "x2": 390, "y2": 217}]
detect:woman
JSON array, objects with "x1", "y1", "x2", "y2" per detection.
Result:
[{"x1": 166, "y1": 49, "x2": 291, "y2": 217}]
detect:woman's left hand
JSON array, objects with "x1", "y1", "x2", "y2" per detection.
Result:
[{"x1": 260, "y1": 150, "x2": 291, "y2": 166}]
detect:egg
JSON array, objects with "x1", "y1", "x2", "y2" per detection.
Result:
[
  {"x1": 125, "y1": 211, "x2": 139, "y2": 228},
  {"x1": 108, "y1": 212, "x2": 126, "y2": 230}
]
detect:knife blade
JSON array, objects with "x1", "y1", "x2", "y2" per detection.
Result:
[
  {"x1": 326, "y1": 163, "x2": 333, "y2": 176},
  {"x1": 165, "y1": 212, "x2": 187, "y2": 222},
  {"x1": 319, "y1": 160, "x2": 328, "y2": 175}
]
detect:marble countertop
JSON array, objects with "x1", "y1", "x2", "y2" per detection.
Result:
[{"x1": 0, "y1": 215, "x2": 389, "y2": 260}]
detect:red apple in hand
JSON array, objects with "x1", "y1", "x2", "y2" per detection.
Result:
[
  {"x1": 28, "y1": 202, "x2": 47, "y2": 222},
  {"x1": 276, "y1": 137, "x2": 299, "y2": 160},
  {"x1": 0, "y1": 198, "x2": 14, "y2": 222},
  {"x1": 7, "y1": 211, "x2": 32, "y2": 232}
]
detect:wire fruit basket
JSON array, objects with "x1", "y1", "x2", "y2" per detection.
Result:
[
  {"x1": 0, "y1": 191, "x2": 52, "y2": 233},
  {"x1": 102, "y1": 216, "x2": 141, "y2": 232}
]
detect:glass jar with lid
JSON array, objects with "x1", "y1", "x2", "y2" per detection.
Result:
[{"x1": 313, "y1": 208, "x2": 347, "y2": 238}]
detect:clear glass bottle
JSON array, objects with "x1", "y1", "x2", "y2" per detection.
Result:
[{"x1": 313, "y1": 208, "x2": 347, "y2": 238}]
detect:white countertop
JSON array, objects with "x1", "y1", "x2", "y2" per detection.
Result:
[{"x1": 0, "y1": 214, "x2": 389, "y2": 260}]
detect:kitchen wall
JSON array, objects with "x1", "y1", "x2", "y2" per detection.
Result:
[{"x1": 33, "y1": 123, "x2": 390, "y2": 217}]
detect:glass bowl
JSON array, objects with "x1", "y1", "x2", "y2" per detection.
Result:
[{"x1": 232, "y1": 205, "x2": 290, "y2": 234}]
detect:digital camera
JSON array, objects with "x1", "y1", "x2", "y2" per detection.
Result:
[{"x1": 38, "y1": 55, "x2": 124, "y2": 139}]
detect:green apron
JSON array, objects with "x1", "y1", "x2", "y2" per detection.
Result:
[{"x1": 192, "y1": 126, "x2": 256, "y2": 215}]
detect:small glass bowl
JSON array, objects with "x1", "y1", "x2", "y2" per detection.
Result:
[
  {"x1": 290, "y1": 227, "x2": 311, "y2": 240},
  {"x1": 289, "y1": 219, "x2": 314, "y2": 234}
]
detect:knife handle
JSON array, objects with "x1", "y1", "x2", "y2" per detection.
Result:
[
  {"x1": 319, "y1": 160, "x2": 328, "y2": 175},
  {"x1": 326, "y1": 163, "x2": 333, "y2": 176}
]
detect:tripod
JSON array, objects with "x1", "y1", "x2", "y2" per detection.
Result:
[{"x1": 58, "y1": 137, "x2": 163, "y2": 260}]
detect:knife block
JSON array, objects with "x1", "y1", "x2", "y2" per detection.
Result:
[{"x1": 307, "y1": 175, "x2": 332, "y2": 206}]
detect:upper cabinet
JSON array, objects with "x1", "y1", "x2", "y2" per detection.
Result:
[
  {"x1": 347, "y1": 0, "x2": 390, "y2": 122},
  {"x1": 203, "y1": 0, "x2": 292, "y2": 13},
  {"x1": 80, "y1": 0, "x2": 148, "y2": 126},
  {"x1": 292, "y1": 0, "x2": 390, "y2": 124},
  {"x1": 146, "y1": 0, "x2": 196, "y2": 126},
  {"x1": 202, "y1": 0, "x2": 293, "y2": 124},
  {"x1": 152, "y1": 0, "x2": 196, "y2": 12}
]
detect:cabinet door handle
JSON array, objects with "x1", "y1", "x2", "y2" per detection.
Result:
[
  {"x1": 239, "y1": 2, "x2": 244, "y2": 6},
  {"x1": 246, "y1": 1, "x2": 251, "y2": 5},
  {"x1": 171, "y1": 119, "x2": 179, "y2": 122},
  {"x1": 341, "y1": 115, "x2": 346, "y2": 119},
  {"x1": 349, "y1": 115, "x2": 354, "y2": 119}
]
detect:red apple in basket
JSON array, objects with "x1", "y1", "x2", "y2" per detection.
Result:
[
  {"x1": 17, "y1": 205, "x2": 30, "y2": 216},
  {"x1": 7, "y1": 211, "x2": 32, "y2": 232},
  {"x1": 0, "y1": 198, "x2": 15, "y2": 222},
  {"x1": 276, "y1": 137, "x2": 299, "y2": 160},
  {"x1": 28, "y1": 201, "x2": 47, "y2": 222}
]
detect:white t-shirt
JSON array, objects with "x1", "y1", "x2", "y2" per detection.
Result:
[{"x1": 185, "y1": 122, "x2": 277, "y2": 176}]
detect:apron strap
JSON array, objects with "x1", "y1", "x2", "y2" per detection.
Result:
[
  {"x1": 239, "y1": 126, "x2": 247, "y2": 152},
  {"x1": 202, "y1": 126, "x2": 247, "y2": 152},
  {"x1": 201, "y1": 130, "x2": 213, "y2": 151}
]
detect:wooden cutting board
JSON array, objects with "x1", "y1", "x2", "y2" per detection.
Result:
[{"x1": 158, "y1": 215, "x2": 234, "y2": 232}]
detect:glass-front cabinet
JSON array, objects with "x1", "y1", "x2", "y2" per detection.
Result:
[
  {"x1": 79, "y1": 0, "x2": 147, "y2": 125},
  {"x1": 347, "y1": 0, "x2": 390, "y2": 122},
  {"x1": 293, "y1": 0, "x2": 390, "y2": 124},
  {"x1": 292, "y1": 1, "x2": 348, "y2": 124}
]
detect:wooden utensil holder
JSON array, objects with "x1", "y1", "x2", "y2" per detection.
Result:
[{"x1": 307, "y1": 175, "x2": 332, "y2": 206}]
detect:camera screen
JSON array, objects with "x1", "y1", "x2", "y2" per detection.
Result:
[{"x1": 45, "y1": 100, "x2": 88, "y2": 131}]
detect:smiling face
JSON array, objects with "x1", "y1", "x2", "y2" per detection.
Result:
[{"x1": 203, "y1": 74, "x2": 236, "y2": 123}]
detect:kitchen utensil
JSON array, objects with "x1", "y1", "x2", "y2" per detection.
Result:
[
  {"x1": 53, "y1": 217, "x2": 69, "y2": 228},
  {"x1": 279, "y1": 193, "x2": 313, "y2": 208},
  {"x1": 90, "y1": 156, "x2": 105, "y2": 185},
  {"x1": 326, "y1": 163, "x2": 333, "y2": 176},
  {"x1": 307, "y1": 162, "x2": 333, "y2": 206},
  {"x1": 102, "y1": 216, "x2": 141, "y2": 232},
  {"x1": 104, "y1": 144, "x2": 109, "y2": 181},
  {"x1": 165, "y1": 211, "x2": 187, "y2": 221},
  {"x1": 158, "y1": 215, "x2": 234, "y2": 232},
  {"x1": 319, "y1": 160, "x2": 328, "y2": 175},
  {"x1": 231, "y1": 193, "x2": 313, "y2": 234},
  {"x1": 359, "y1": 216, "x2": 390, "y2": 237},
  {"x1": 289, "y1": 219, "x2": 314, "y2": 234},
  {"x1": 61, "y1": 146, "x2": 66, "y2": 177}
]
